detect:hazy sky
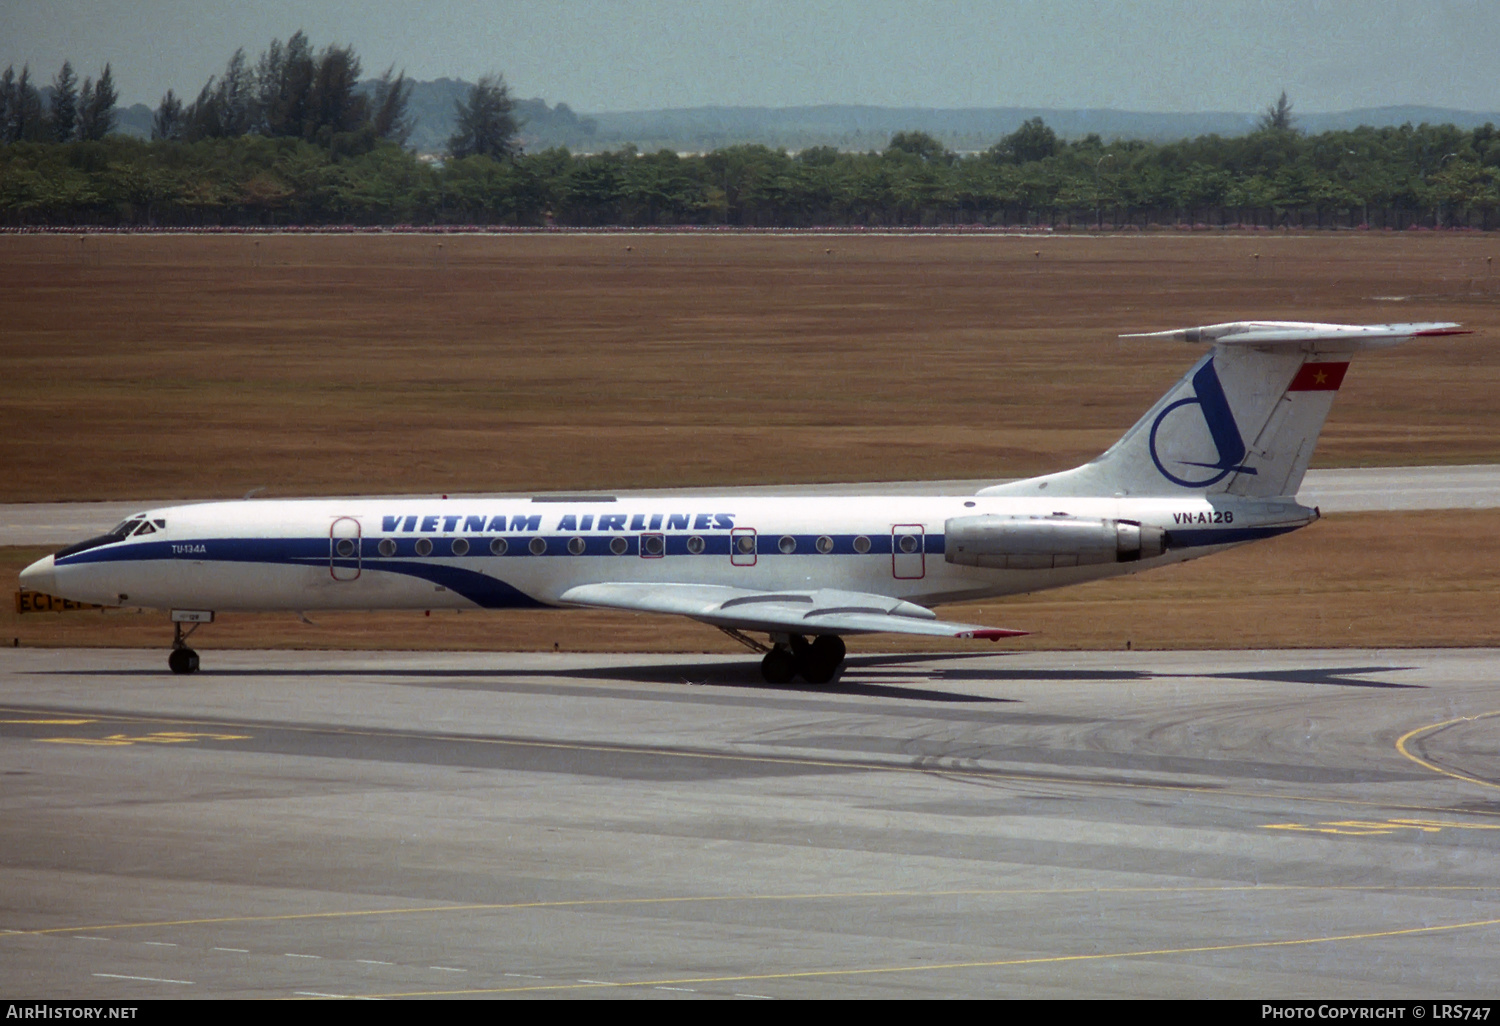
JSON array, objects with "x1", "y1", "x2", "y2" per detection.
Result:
[{"x1": 4, "y1": 0, "x2": 1498, "y2": 113}]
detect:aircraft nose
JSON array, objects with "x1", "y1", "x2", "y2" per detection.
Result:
[{"x1": 19, "y1": 554, "x2": 57, "y2": 595}]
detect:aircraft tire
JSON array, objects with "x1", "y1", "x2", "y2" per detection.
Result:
[
  {"x1": 760, "y1": 648, "x2": 796, "y2": 685},
  {"x1": 168, "y1": 648, "x2": 200, "y2": 675},
  {"x1": 811, "y1": 634, "x2": 846, "y2": 664},
  {"x1": 799, "y1": 635, "x2": 846, "y2": 685}
]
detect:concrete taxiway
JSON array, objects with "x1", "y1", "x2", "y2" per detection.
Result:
[{"x1": 2, "y1": 647, "x2": 1498, "y2": 998}]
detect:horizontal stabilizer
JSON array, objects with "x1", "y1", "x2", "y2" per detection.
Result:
[
  {"x1": 560, "y1": 582, "x2": 1027, "y2": 640},
  {"x1": 984, "y1": 319, "x2": 1467, "y2": 500},
  {"x1": 1119, "y1": 321, "x2": 1468, "y2": 351}
]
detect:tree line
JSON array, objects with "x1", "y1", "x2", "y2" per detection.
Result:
[
  {"x1": 1, "y1": 61, "x2": 118, "y2": 144},
  {"x1": 3, "y1": 41, "x2": 1500, "y2": 230}
]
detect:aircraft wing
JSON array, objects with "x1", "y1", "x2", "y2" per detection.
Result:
[{"x1": 558, "y1": 582, "x2": 1027, "y2": 640}]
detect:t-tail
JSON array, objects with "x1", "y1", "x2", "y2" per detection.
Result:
[{"x1": 980, "y1": 321, "x2": 1468, "y2": 500}]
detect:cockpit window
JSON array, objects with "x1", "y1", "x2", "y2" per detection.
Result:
[{"x1": 56, "y1": 515, "x2": 147, "y2": 560}]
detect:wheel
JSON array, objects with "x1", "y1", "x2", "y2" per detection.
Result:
[
  {"x1": 799, "y1": 635, "x2": 846, "y2": 685},
  {"x1": 168, "y1": 647, "x2": 199, "y2": 675},
  {"x1": 811, "y1": 634, "x2": 845, "y2": 664},
  {"x1": 760, "y1": 647, "x2": 796, "y2": 684}
]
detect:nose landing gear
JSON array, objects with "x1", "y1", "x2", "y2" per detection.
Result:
[
  {"x1": 168, "y1": 643, "x2": 199, "y2": 675},
  {"x1": 167, "y1": 611, "x2": 213, "y2": 675}
]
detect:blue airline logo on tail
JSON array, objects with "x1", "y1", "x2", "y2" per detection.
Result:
[{"x1": 1148, "y1": 358, "x2": 1256, "y2": 488}]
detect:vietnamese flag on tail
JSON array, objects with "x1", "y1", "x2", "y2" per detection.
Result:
[{"x1": 1287, "y1": 361, "x2": 1349, "y2": 391}]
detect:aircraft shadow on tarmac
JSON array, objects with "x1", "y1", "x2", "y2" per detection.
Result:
[
  {"x1": 35, "y1": 653, "x2": 1420, "y2": 696},
  {"x1": 1162, "y1": 666, "x2": 1422, "y2": 690}
]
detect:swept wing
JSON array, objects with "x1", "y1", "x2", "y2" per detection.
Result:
[{"x1": 559, "y1": 582, "x2": 1026, "y2": 640}]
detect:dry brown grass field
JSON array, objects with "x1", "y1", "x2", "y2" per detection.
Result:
[{"x1": 3, "y1": 232, "x2": 1498, "y2": 652}]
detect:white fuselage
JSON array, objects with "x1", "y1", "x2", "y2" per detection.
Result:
[{"x1": 30, "y1": 493, "x2": 1315, "y2": 615}]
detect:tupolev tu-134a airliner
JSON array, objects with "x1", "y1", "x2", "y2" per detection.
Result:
[{"x1": 20, "y1": 320, "x2": 1467, "y2": 683}]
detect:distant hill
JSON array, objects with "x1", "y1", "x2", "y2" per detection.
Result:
[
  {"x1": 116, "y1": 103, "x2": 153, "y2": 138},
  {"x1": 568, "y1": 104, "x2": 1500, "y2": 154},
  {"x1": 111, "y1": 79, "x2": 1499, "y2": 153},
  {"x1": 387, "y1": 77, "x2": 598, "y2": 153},
  {"x1": 397, "y1": 97, "x2": 1500, "y2": 154}
]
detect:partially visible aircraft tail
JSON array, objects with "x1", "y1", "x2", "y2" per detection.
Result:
[{"x1": 980, "y1": 322, "x2": 1467, "y2": 500}]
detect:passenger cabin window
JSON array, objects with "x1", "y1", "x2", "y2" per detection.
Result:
[
  {"x1": 451, "y1": 538, "x2": 470, "y2": 556},
  {"x1": 414, "y1": 538, "x2": 433, "y2": 557},
  {"x1": 610, "y1": 537, "x2": 629, "y2": 555},
  {"x1": 686, "y1": 536, "x2": 705, "y2": 554},
  {"x1": 816, "y1": 535, "x2": 833, "y2": 553},
  {"x1": 490, "y1": 538, "x2": 508, "y2": 555},
  {"x1": 378, "y1": 538, "x2": 397, "y2": 557},
  {"x1": 853, "y1": 535, "x2": 871, "y2": 553}
]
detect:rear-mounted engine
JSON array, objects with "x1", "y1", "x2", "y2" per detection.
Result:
[{"x1": 944, "y1": 515, "x2": 1166, "y2": 570}]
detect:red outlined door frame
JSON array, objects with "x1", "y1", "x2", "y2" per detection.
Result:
[
  {"x1": 891, "y1": 524, "x2": 925, "y2": 579},
  {"x1": 330, "y1": 516, "x2": 362, "y2": 581},
  {"x1": 730, "y1": 527, "x2": 758, "y2": 566}
]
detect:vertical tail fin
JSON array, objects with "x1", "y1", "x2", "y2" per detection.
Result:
[{"x1": 980, "y1": 322, "x2": 1466, "y2": 500}]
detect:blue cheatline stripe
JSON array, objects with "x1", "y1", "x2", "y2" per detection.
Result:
[
  {"x1": 1166, "y1": 525, "x2": 1303, "y2": 547},
  {"x1": 51, "y1": 533, "x2": 948, "y2": 611},
  {"x1": 321, "y1": 559, "x2": 545, "y2": 609},
  {"x1": 54, "y1": 524, "x2": 1288, "y2": 573}
]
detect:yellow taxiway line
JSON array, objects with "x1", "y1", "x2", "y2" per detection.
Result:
[{"x1": 1396, "y1": 711, "x2": 1500, "y2": 792}]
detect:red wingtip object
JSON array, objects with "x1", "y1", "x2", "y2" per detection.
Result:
[
  {"x1": 961, "y1": 628, "x2": 1030, "y2": 641},
  {"x1": 1412, "y1": 328, "x2": 1474, "y2": 337}
]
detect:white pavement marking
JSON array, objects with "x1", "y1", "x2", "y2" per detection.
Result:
[
  {"x1": 213, "y1": 947, "x2": 249, "y2": 953},
  {"x1": 93, "y1": 972, "x2": 194, "y2": 984},
  {"x1": 429, "y1": 965, "x2": 467, "y2": 972},
  {"x1": 285, "y1": 952, "x2": 322, "y2": 958},
  {"x1": 356, "y1": 959, "x2": 394, "y2": 965},
  {"x1": 143, "y1": 940, "x2": 176, "y2": 946},
  {"x1": 3, "y1": 466, "x2": 1496, "y2": 546}
]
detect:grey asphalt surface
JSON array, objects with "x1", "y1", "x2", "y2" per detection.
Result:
[
  {"x1": 2, "y1": 647, "x2": 1498, "y2": 999},
  {"x1": 2, "y1": 465, "x2": 1498, "y2": 547}
]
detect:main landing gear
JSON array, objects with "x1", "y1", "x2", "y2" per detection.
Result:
[{"x1": 760, "y1": 635, "x2": 845, "y2": 686}]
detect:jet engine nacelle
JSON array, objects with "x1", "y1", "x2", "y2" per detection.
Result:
[{"x1": 944, "y1": 515, "x2": 1166, "y2": 570}]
